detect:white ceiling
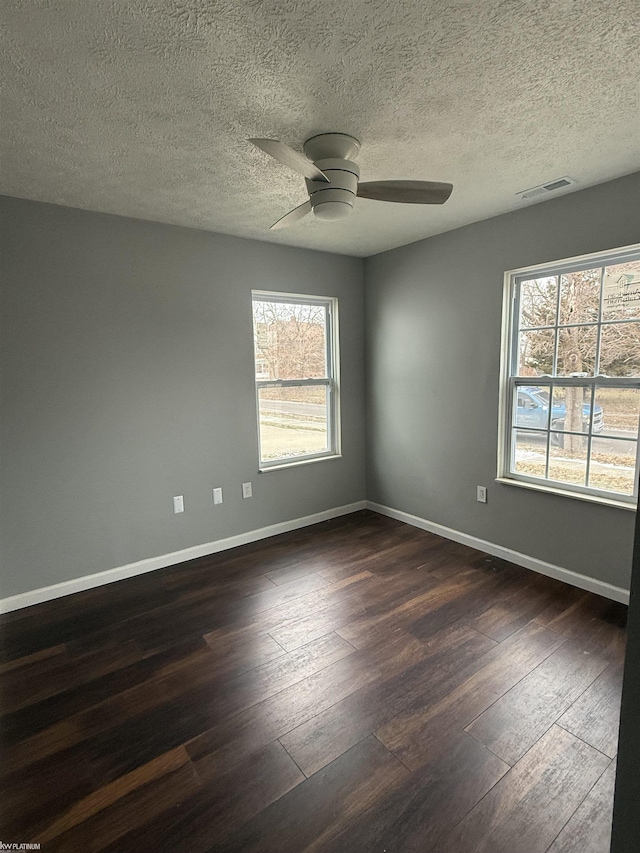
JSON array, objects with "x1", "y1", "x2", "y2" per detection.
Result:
[{"x1": 2, "y1": 0, "x2": 639, "y2": 257}]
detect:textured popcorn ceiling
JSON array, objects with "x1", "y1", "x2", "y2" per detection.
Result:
[{"x1": 2, "y1": 0, "x2": 639, "y2": 257}]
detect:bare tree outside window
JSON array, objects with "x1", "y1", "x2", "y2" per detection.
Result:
[{"x1": 253, "y1": 301, "x2": 326, "y2": 382}]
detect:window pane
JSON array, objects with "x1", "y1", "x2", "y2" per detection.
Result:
[
  {"x1": 519, "y1": 276, "x2": 557, "y2": 328},
  {"x1": 514, "y1": 386, "x2": 550, "y2": 429},
  {"x1": 258, "y1": 386, "x2": 328, "y2": 462},
  {"x1": 548, "y1": 441, "x2": 587, "y2": 486},
  {"x1": 556, "y1": 325, "x2": 597, "y2": 376},
  {"x1": 588, "y1": 437, "x2": 638, "y2": 496},
  {"x1": 253, "y1": 300, "x2": 328, "y2": 380},
  {"x1": 518, "y1": 329, "x2": 554, "y2": 376},
  {"x1": 599, "y1": 322, "x2": 640, "y2": 377},
  {"x1": 558, "y1": 269, "x2": 601, "y2": 326},
  {"x1": 551, "y1": 385, "x2": 592, "y2": 434},
  {"x1": 594, "y1": 387, "x2": 639, "y2": 439},
  {"x1": 512, "y1": 429, "x2": 547, "y2": 479},
  {"x1": 602, "y1": 260, "x2": 640, "y2": 321}
]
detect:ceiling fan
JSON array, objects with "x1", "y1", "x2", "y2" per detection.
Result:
[{"x1": 249, "y1": 133, "x2": 453, "y2": 230}]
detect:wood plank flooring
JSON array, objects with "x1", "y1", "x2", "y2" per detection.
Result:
[{"x1": 0, "y1": 510, "x2": 627, "y2": 852}]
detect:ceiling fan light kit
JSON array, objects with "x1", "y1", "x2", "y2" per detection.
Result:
[
  {"x1": 305, "y1": 156, "x2": 360, "y2": 221},
  {"x1": 250, "y1": 132, "x2": 453, "y2": 230}
]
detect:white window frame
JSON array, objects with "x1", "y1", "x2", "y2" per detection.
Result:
[
  {"x1": 252, "y1": 291, "x2": 341, "y2": 471},
  {"x1": 498, "y1": 243, "x2": 640, "y2": 509}
]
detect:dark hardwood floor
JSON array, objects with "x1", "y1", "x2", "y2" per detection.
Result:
[{"x1": 0, "y1": 510, "x2": 627, "y2": 852}]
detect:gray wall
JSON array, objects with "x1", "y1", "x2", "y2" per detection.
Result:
[
  {"x1": 3, "y1": 174, "x2": 639, "y2": 601},
  {"x1": 0, "y1": 196, "x2": 366, "y2": 599},
  {"x1": 365, "y1": 172, "x2": 640, "y2": 590}
]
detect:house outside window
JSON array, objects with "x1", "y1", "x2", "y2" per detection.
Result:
[
  {"x1": 252, "y1": 291, "x2": 340, "y2": 469},
  {"x1": 498, "y1": 245, "x2": 640, "y2": 506}
]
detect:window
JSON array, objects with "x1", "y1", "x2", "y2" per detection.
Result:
[
  {"x1": 499, "y1": 245, "x2": 640, "y2": 506},
  {"x1": 252, "y1": 292, "x2": 340, "y2": 469}
]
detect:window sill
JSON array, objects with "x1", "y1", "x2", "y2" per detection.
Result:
[
  {"x1": 259, "y1": 454, "x2": 343, "y2": 473},
  {"x1": 495, "y1": 476, "x2": 637, "y2": 511}
]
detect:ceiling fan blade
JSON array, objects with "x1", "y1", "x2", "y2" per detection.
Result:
[
  {"x1": 270, "y1": 200, "x2": 312, "y2": 230},
  {"x1": 357, "y1": 180, "x2": 453, "y2": 205},
  {"x1": 250, "y1": 138, "x2": 329, "y2": 183}
]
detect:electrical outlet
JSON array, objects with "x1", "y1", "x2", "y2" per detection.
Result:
[
  {"x1": 173, "y1": 495, "x2": 184, "y2": 513},
  {"x1": 212, "y1": 487, "x2": 223, "y2": 505},
  {"x1": 242, "y1": 482, "x2": 252, "y2": 499},
  {"x1": 477, "y1": 486, "x2": 487, "y2": 503}
]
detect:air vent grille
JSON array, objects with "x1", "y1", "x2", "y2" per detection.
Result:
[{"x1": 518, "y1": 176, "x2": 576, "y2": 200}]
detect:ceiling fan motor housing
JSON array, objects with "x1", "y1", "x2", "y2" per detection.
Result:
[
  {"x1": 252, "y1": 132, "x2": 452, "y2": 229},
  {"x1": 305, "y1": 158, "x2": 360, "y2": 221}
]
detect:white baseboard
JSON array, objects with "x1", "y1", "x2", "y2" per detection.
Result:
[
  {"x1": 0, "y1": 501, "x2": 367, "y2": 614},
  {"x1": 2, "y1": 498, "x2": 628, "y2": 613},
  {"x1": 367, "y1": 501, "x2": 630, "y2": 605}
]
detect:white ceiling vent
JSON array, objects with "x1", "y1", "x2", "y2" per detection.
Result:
[{"x1": 518, "y1": 177, "x2": 576, "y2": 200}]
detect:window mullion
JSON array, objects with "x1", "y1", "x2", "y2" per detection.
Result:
[
  {"x1": 511, "y1": 283, "x2": 521, "y2": 376},
  {"x1": 544, "y1": 429, "x2": 551, "y2": 480},
  {"x1": 584, "y1": 383, "x2": 595, "y2": 488},
  {"x1": 506, "y1": 376, "x2": 516, "y2": 476},
  {"x1": 545, "y1": 379, "x2": 554, "y2": 480},
  {"x1": 552, "y1": 274, "x2": 561, "y2": 375},
  {"x1": 515, "y1": 375, "x2": 640, "y2": 388},
  {"x1": 594, "y1": 266, "x2": 605, "y2": 375},
  {"x1": 325, "y1": 304, "x2": 332, "y2": 378},
  {"x1": 257, "y1": 378, "x2": 330, "y2": 388}
]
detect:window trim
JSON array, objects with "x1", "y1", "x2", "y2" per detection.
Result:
[
  {"x1": 498, "y1": 243, "x2": 640, "y2": 508},
  {"x1": 252, "y1": 290, "x2": 341, "y2": 471}
]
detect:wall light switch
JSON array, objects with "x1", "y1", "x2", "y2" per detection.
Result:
[
  {"x1": 173, "y1": 495, "x2": 184, "y2": 513},
  {"x1": 213, "y1": 487, "x2": 223, "y2": 505},
  {"x1": 242, "y1": 482, "x2": 252, "y2": 499}
]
